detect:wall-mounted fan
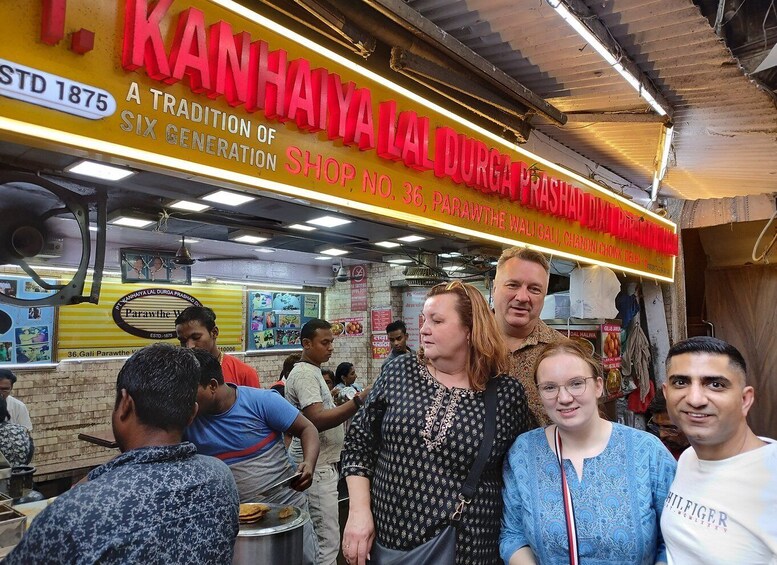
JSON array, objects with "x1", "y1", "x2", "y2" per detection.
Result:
[{"x1": 0, "y1": 172, "x2": 106, "y2": 307}]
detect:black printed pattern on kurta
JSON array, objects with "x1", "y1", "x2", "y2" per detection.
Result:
[
  {"x1": 4, "y1": 442, "x2": 239, "y2": 565},
  {"x1": 341, "y1": 355, "x2": 532, "y2": 564},
  {"x1": 0, "y1": 421, "x2": 33, "y2": 466}
]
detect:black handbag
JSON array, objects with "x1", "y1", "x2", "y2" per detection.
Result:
[{"x1": 367, "y1": 378, "x2": 498, "y2": 565}]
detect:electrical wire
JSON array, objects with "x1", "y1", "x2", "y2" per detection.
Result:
[{"x1": 751, "y1": 207, "x2": 777, "y2": 263}]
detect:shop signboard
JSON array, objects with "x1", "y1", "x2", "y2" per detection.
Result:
[
  {"x1": 371, "y1": 307, "x2": 392, "y2": 333},
  {"x1": 401, "y1": 288, "x2": 427, "y2": 352},
  {"x1": 246, "y1": 290, "x2": 320, "y2": 351},
  {"x1": 350, "y1": 265, "x2": 368, "y2": 312},
  {"x1": 58, "y1": 278, "x2": 244, "y2": 358},
  {"x1": 372, "y1": 334, "x2": 390, "y2": 359},
  {"x1": 0, "y1": 0, "x2": 677, "y2": 280},
  {"x1": 330, "y1": 317, "x2": 365, "y2": 338},
  {"x1": 0, "y1": 276, "x2": 56, "y2": 365}
]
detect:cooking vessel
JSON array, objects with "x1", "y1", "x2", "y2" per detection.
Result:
[{"x1": 233, "y1": 503, "x2": 308, "y2": 565}]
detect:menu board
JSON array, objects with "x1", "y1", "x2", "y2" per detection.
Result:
[
  {"x1": 246, "y1": 291, "x2": 321, "y2": 351},
  {"x1": 0, "y1": 276, "x2": 56, "y2": 365}
]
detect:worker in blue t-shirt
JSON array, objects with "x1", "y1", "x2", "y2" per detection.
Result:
[{"x1": 185, "y1": 349, "x2": 320, "y2": 564}]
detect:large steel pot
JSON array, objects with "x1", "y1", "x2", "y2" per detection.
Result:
[{"x1": 233, "y1": 503, "x2": 308, "y2": 565}]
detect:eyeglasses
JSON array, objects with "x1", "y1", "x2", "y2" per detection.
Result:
[
  {"x1": 647, "y1": 417, "x2": 680, "y2": 435},
  {"x1": 538, "y1": 377, "x2": 596, "y2": 400}
]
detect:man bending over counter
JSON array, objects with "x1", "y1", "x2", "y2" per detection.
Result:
[
  {"x1": 185, "y1": 349, "x2": 320, "y2": 565},
  {"x1": 175, "y1": 305, "x2": 260, "y2": 387},
  {"x1": 4, "y1": 344, "x2": 239, "y2": 564}
]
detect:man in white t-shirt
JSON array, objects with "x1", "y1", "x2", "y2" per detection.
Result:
[
  {"x1": 661, "y1": 336, "x2": 777, "y2": 565},
  {"x1": 0, "y1": 370, "x2": 32, "y2": 431},
  {"x1": 285, "y1": 318, "x2": 369, "y2": 565}
]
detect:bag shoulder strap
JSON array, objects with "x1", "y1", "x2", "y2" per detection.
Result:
[
  {"x1": 554, "y1": 426, "x2": 580, "y2": 565},
  {"x1": 459, "y1": 377, "x2": 498, "y2": 501}
]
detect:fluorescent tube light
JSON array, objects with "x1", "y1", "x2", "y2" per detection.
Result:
[
  {"x1": 397, "y1": 235, "x2": 426, "y2": 243},
  {"x1": 550, "y1": 1, "x2": 669, "y2": 116},
  {"x1": 651, "y1": 125, "x2": 674, "y2": 201},
  {"x1": 375, "y1": 241, "x2": 401, "y2": 248},
  {"x1": 288, "y1": 224, "x2": 317, "y2": 231}
]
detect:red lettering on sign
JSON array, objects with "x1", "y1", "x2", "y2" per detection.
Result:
[
  {"x1": 207, "y1": 22, "x2": 250, "y2": 106},
  {"x1": 122, "y1": 0, "x2": 173, "y2": 79}
]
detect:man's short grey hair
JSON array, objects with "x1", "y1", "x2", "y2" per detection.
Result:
[{"x1": 496, "y1": 247, "x2": 550, "y2": 274}]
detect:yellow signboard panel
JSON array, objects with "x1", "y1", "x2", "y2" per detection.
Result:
[
  {"x1": 58, "y1": 279, "x2": 244, "y2": 358},
  {"x1": 0, "y1": 0, "x2": 676, "y2": 280}
]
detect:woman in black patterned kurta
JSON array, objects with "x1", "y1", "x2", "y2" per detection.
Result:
[{"x1": 341, "y1": 281, "x2": 532, "y2": 565}]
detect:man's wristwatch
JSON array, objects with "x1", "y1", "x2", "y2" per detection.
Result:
[{"x1": 353, "y1": 394, "x2": 364, "y2": 408}]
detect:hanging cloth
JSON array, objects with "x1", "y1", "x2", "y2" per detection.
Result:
[{"x1": 621, "y1": 315, "x2": 651, "y2": 404}]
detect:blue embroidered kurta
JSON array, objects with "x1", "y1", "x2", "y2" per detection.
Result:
[
  {"x1": 4, "y1": 442, "x2": 239, "y2": 564},
  {"x1": 500, "y1": 424, "x2": 676, "y2": 565}
]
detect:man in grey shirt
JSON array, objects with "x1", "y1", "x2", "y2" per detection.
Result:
[{"x1": 285, "y1": 318, "x2": 369, "y2": 565}]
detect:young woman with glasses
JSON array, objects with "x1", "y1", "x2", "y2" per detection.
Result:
[{"x1": 500, "y1": 339, "x2": 677, "y2": 565}]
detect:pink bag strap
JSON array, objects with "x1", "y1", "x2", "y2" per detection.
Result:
[{"x1": 554, "y1": 426, "x2": 580, "y2": 565}]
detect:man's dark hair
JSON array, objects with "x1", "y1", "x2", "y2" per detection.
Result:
[
  {"x1": 301, "y1": 318, "x2": 331, "y2": 341},
  {"x1": 174, "y1": 306, "x2": 217, "y2": 332},
  {"x1": 191, "y1": 348, "x2": 224, "y2": 386},
  {"x1": 321, "y1": 369, "x2": 335, "y2": 380},
  {"x1": 0, "y1": 396, "x2": 9, "y2": 422},
  {"x1": 0, "y1": 369, "x2": 17, "y2": 385},
  {"x1": 115, "y1": 343, "x2": 200, "y2": 431},
  {"x1": 666, "y1": 336, "x2": 747, "y2": 378},
  {"x1": 385, "y1": 320, "x2": 406, "y2": 334},
  {"x1": 648, "y1": 391, "x2": 668, "y2": 414}
]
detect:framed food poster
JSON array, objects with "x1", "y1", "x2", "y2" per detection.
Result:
[
  {"x1": 246, "y1": 291, "x2": 322, "y2": 351},
  {"x1": 0, "y1": 276, "x2": 57, "y2": 365}
]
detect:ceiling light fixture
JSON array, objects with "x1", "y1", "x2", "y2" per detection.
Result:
[
  {"x1": 306, "y1": 215, "x2": 352, "y2": 228},
  {"x1": 397, "y1": 235, "x2": 426, "y2": 243},
  {"x1": 317, "y1": 247, "x2": 349, "y2": 256},
  {"x1": 314, "y1": 255, "x2": 332, "y2": 261},
  {"x1": 65, "y1": 160, "x2": 135, "y2": 181},
  {"x1": 201, "y1": 190, "x2": 256, "y2": 206},
  {"x1": 442, "y1": 265, "x2": 465, "y2": 272},
  {"x1": 651, "y1": 125, "x2": 674, "y2": 201},
  {"x1": 375, "y1": 241, "x2": 401, "y2": 248},
  {"x1": 549, "y1": 1, "x2": 669, "y2": 117},
  {"x1": 438, "y1": 252, "x2": 462, "y2": 258},
  {"x1": 228, "y1": 230, "x2": 271, "y2": 244},
  {"x1": 383, "y1": 255, "x2": 414, "y2": 264},
  {"x1": 168, "y1": 200, "x2": 211, "y2": 212},
  {"x1": 108, "y1": 213, "x2": 155, "y2": 228},
  {"x1": 287, "y1": 223, "x2": 317, "y2": 231},
  {"x1": 254, "y1": 247, "x2": 275, "y2": 253}
]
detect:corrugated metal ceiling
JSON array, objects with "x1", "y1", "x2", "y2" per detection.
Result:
[{"x1": 406, "y1": 0, "x2": 777, "y2": 201}]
